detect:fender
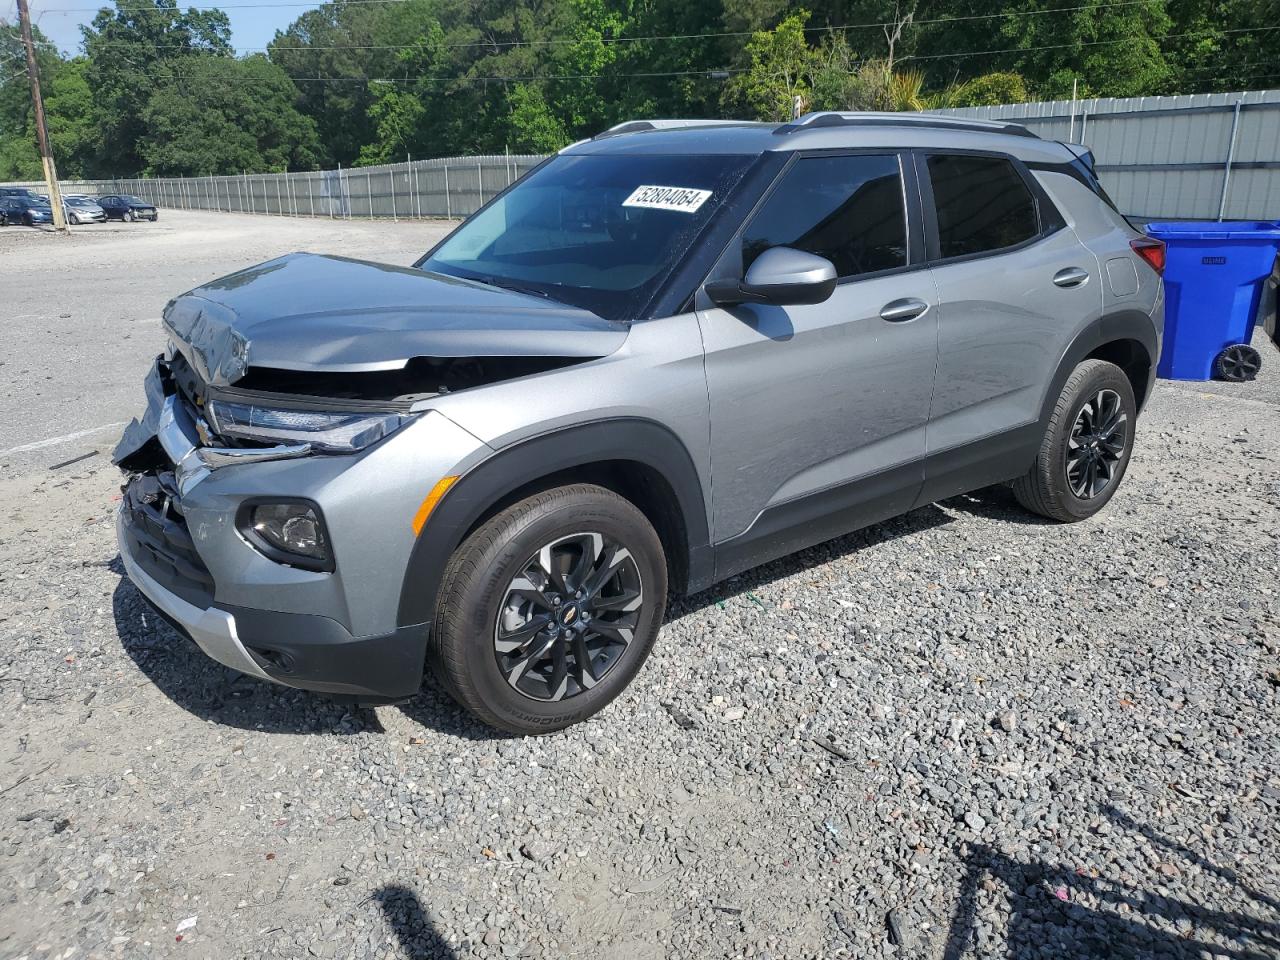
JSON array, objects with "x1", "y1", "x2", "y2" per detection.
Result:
[
  {"x1": 1038, "y1": 308, "x2": 1160, "y2": 425},
  {"x1": 396, "y1": 418, "x2": 712, "y2": 628}
]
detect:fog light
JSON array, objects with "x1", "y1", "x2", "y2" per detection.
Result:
[{"x1": 239, "y1": 501, "x2": 333, "y2": 570}]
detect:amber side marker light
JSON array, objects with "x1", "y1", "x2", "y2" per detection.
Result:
[{"x1": 412, "y1": 476, "x2": 459, "y2": 535}]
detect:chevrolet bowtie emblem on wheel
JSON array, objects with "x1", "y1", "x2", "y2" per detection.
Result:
[{"x1": 561, "y1": 605, "x2": 578, "y2": 625}]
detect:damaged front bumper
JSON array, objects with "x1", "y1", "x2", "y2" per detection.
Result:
[{"x1": 114, "y1": 356, "x2": 491, "y2": 700}]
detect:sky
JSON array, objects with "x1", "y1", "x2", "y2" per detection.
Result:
[{"x1": 19, "y1": 0, "x2": 316, "y2": 55}]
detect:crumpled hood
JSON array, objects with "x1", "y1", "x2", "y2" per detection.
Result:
[{"x1": 164, "y1": 252, "x2": 629, "y2": 385}]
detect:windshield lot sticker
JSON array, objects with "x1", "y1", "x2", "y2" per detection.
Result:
[{"x1": 623, "y1": 185, "x2": 712, "y2": 213}]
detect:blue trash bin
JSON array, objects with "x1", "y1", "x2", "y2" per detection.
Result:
[{"x1": 1145, "y1": 220, "x2": 1280, "y2": 381}]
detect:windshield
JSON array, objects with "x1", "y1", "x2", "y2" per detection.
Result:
[{"x1": 421, "y1": 153, "x2": 752, "y2": 322}]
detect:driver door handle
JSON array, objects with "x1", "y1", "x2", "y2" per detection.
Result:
[
  {"x1": 1053, "y1": 266, "x2": 1090, "y2": 288},
  {"x1": 879, "y1": 297, "x2": 930, "y2": 323}
]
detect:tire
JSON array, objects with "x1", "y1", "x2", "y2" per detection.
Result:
[
  {"x1": 69, "y1": 212, "x2": 79, "y2": 225},
  {"x1": 430, "y1": 483, "x2": 667, "y2": 735},
  {"x1": 1214, "y1": 343, "x2": 1262, "y2": 382},
  {"x1": 1012, "y1": 359, "x2": 1137, "y2": 522},
  {"x1": 125, "y1": 209, "x2": 136, "y2": 223}
]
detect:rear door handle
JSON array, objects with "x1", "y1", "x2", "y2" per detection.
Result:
[
  {"x1": 1053, "y1": 267, "x2": 1090, "y2": 288},
  {"x1": 879, "y1": 297, "x2": 930, "y2": 323}
]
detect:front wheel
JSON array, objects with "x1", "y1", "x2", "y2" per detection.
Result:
[
  {"x1": 1013, "y1": 359, "x2": 1137, "y2": 522},
  {"x1": 430, "y1": 484, "x2": 667, "y2": 735},
  {"x1": 125, "y1": 209, "x2": 136, "y2": 222}
]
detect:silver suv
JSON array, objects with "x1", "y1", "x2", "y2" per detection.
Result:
[{"x1": 114, "y1": 113, "x2": 1164, "y2": 733}]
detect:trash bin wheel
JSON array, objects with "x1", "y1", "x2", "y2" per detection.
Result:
[{"x1": 1214, "y1": 343, "x2": 1262, "y2": 382}]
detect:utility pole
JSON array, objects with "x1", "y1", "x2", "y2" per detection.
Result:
[{"x1": 16, "y1": 0, "x2": 67, "y2": 231}]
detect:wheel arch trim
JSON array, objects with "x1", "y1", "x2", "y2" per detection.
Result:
[
  {"x1": 1040, "y1": 309, "x2": 1159, "y2": 425},
  {"x1": 395, "y1": 417, "x2": 711, "y2": 628}
]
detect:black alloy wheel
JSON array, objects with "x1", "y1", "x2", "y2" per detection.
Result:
[
  {"x1": 430, "y1": 483, "x2": 667, "y2": 735},
  {"x1": 494, "y1": 531, "x2": 644, "y2": 702},
  {"x1": 1065, "y1": 388, "x2": 1128, "y2": 500},
  {"x1": 1013, "y1": 358, "x2": 1137, "y2": 522}
]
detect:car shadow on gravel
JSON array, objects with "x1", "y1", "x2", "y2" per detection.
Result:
[
  {"x1": 111, "y1": 569, "x2": 388, "y2": 736},
  {"x1": 111, "y1": 561, "x2": 501, "y2": 740},
  {"x1": 668, "y1": 503, "x2": 956, "y2": 618},
  {"x1": 941, "y1": 808, "x2": 1280, "y2": 959},
  {"x1": 371, "y1": 884, "x2": 459, "y2": 959},
  {"x1": 940, "y1": 484, "x2": 1059, "y2": 526}
]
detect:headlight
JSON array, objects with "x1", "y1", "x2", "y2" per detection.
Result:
[{"x1": 206, "y1": 398, "x2": 415, "y2": 453}]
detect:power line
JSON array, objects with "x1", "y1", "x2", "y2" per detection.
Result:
[
  {"x1": 121, "y1": 24, "x2": 1280, "y2": 88},
  {"x1": 897, "y1": 24, "x2": 1280, "y2": 64},
  {"x1": 77, "y1": 0, "x2": 1168, "y2": 50}
]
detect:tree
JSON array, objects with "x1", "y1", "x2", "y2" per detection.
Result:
[
  {"x1": 82, "y1": 0, "x2": 233, "y2": 174},
  {"x1": 723, "y1": 10, "x2": 814, "y2": 120},
  {"x1": 138, "y1": 55, "x2": 321, "y2": 175},
  {"x1": 931, "y1": 71, "x2": 1030, "y2": 108}
]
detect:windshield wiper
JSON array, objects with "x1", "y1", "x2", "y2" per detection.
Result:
[{"x1": 476, "y1": 277, "x2": 553, "y2": 300}]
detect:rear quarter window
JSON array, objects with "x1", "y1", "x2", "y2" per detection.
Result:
[{"x1": 927, "y1": 154, "x2": 1040, "y2": 259}]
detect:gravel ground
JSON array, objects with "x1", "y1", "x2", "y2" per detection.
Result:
[{"x1": 2, "y1": 213, "x2": 1279, "y2": 960}]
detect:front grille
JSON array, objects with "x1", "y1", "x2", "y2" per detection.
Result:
[{"x1": 121, "y1": 471, "x2": 214, "y2": 608}]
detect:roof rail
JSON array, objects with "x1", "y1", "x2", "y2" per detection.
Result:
[
  {"x1": 593, "y1": 119, "x2": 758, "y2": 139},
  {"x1": 774, "y1": 111, "x2": 1038, "y2": 139}
]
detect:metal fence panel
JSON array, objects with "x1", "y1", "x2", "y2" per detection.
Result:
[
  {"x1": 934, "y1": 88, "x2": 1280, "y2": 220},
  {"x1": 3, "y1": 154, "x2": 548, "y2": 221},
  {"x1": 7, "y1": 92, "x2": 1279, "y2": 221}
]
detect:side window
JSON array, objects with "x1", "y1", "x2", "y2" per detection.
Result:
[
  {"x1": 926, "y1": 154, "x2": 1039, "y2": 259},
  {"x1": 743, "y1": 154, "x2": 907, "y2": 279}
]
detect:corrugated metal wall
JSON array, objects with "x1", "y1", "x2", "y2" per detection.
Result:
[{"x1": 933, "y1": 89, "x2": 1280, "y2": 220}]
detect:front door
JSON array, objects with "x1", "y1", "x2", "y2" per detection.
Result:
[{"x1": 697, "y1": 152, "x2": 940, "y2": 566}]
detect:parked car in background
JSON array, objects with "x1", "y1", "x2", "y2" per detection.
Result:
[
  {"x1": 63, "y1": 195, "x2": 107, "y2": 224},
  {"x1": 0, "y1": 186, "x2": 40, "y2": 200},
  {"x1": 97, "y1": 194, "x2": 159, "y2": 222},
  {"x1": 0, "y1": 195, "x2": 53, "y2": 225}
]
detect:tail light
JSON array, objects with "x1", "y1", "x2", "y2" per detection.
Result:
[{"x1": 1130, "y1": 237, "x2": 1166, "y2": 276}]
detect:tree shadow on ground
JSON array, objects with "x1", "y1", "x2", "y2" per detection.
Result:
[
  {"x1": 941, "y1": 806, "x2": 1280, "y2": 959},
  {"x1": 371, "y1": 884, "x2": 459, "y2": 959}
]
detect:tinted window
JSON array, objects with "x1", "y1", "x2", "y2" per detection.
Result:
[
  {"x1": 743, "y1": 154, "x2": 907, "y2": 279},
  {"x1": 424, "y1": 153, "x2": 752, "y2": 323},
  {"x1": 927, "y1": 154, "x2": 1039, "y2": 258}
]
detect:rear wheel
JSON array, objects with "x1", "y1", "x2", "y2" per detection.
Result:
[
  {"x1": 1013, "y1": 359, "x2": 1137, "y2": 522},
  {"x1": 430, "y1": 484, "x2": 667, "y2": 735}
]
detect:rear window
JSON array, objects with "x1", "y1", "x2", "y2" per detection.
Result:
[{"x1": 927, "y1": 154, "x2": 1039, "y2": 259}]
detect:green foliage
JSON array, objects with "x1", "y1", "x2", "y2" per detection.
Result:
[
  {"x1": 138, "y1": 55, "x2": 321, "y2": 175},
  {"x1": 931, "y1": 72, "x2": 1030, "y2": 109},
  {"x1": 0, "y1": 0, "x2": 1271, "y2": 179},
  {"x1": 723, "y1": 11, "x2": 814, "y2": 121}
]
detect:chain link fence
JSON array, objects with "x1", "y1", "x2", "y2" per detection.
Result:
[{"x1": 5, "y1": 154, "x2": 548, "y2": 219}]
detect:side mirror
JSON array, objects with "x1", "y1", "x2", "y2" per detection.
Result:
[{"x1": 705, "y1": 247, "x2": 838, "y2": 307}]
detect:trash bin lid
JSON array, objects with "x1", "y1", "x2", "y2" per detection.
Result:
[{"x1": 1146, "y1": 220, "x2": 1280, "y2": 241}]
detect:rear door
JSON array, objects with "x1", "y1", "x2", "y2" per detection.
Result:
[
  {"x1": 918, "y1": 151, "x2": 1102, "y2": 473},
  {"x1": 697, "y1": 151, "x2": 939, "y2": 552}
]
